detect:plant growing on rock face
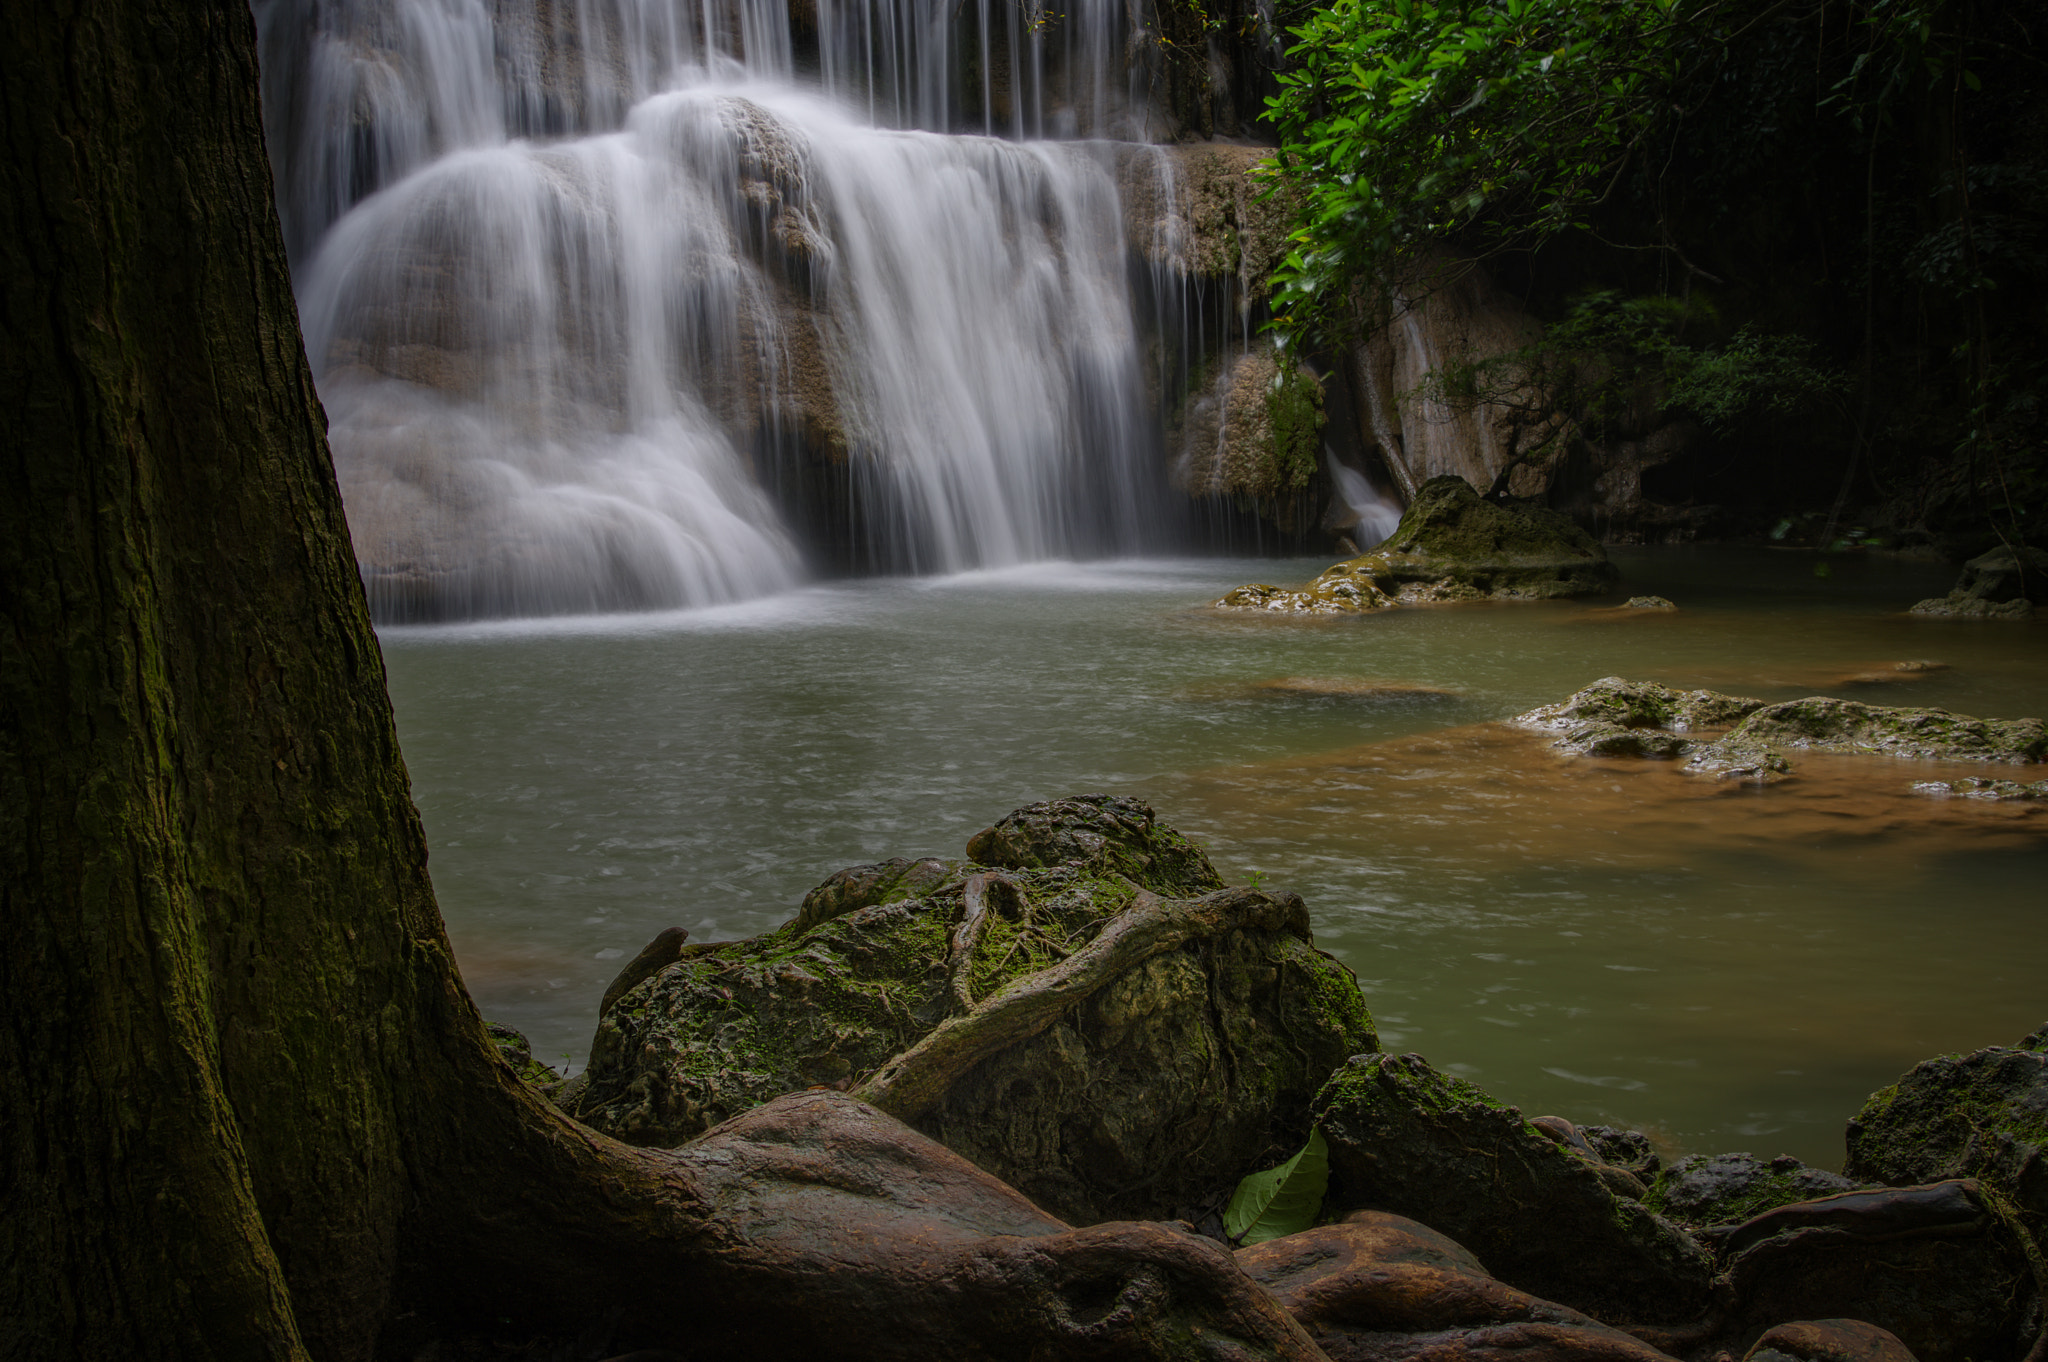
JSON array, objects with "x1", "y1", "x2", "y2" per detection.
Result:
[{"x1": 1262, "y1": 0, "x2": 1724, "y2": 345}]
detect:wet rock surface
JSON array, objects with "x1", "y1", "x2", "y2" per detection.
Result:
[
  {"x1": 1645, "y1": 1153, "x2": 1859, "y2": 1228},
  {"x1": 1516, "y1": 678, "x2": 2046, "y2": 783},
  {"x1": 576, "y1": 795, "x2": 1378, "y2": 1226},
  {"x1": 1311, "y1": 1052, "x2": 1715, "y2": 1326},
  {"x1": 1214, "y1": 476, "x2": 1620, "y2": 614}
]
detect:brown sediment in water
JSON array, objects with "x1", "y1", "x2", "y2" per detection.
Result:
[
  {"x1": 1165, "y1": 721, "x2": 2046, "y2": 880},
  {"x1": 1181, "y1": 676, "x2": 1465, "y2": 703},
  {"x1": 1644, "y1": 660, "x2": 1952, "y2": 695}
]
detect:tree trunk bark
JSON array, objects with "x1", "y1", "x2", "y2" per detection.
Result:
[{"x1": 0, "y1": 9, "x2": 1331, "y2": 1362}]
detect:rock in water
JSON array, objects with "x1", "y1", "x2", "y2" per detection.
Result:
[
  {"x1": 1212, "y1": 475, "x2": 1620, "y2": 613},
  {"x1": 1311, "y1": 1052, "x2": 1715, "y2": 1326},
  {"x1": 1725, "y1": 696, "x2": 2047, "y2": 763},
  {"x1": 1516, "y1": 677, "x2": 2046, "y2": 781},
  {"x1": 575, "y1": 794, "x2": 1379, "y2": 1226},
  {"x1": 1910, "y1": 544, "x2": 2048, "y2": 618}
]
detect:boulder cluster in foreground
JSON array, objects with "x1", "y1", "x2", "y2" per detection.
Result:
[{"x1": 491, "y1": 691, "x2": 2044, "y2": 1361}]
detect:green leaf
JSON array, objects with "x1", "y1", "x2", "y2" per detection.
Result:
[{"x1": 1222, "y1": 1128, "x2": 1329, "y2": 1245}]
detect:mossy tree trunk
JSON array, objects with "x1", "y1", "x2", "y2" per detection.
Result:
[{"x1": 0, "y1": 3, "x2": 702, "y2": 1357}]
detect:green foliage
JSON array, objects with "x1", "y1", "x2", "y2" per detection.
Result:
[
  {"x1": 1223, "y1": 1128, "x2": 1330, "y2": 1245},
  {"x1": 1263, "y1": 0, "x2": 1709, "y2": 342},
  {"x1": 1263, "y1": 361, "x2": 1325, "y2": 490}
]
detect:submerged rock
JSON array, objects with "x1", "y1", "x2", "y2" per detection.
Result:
[
  {"x1": 1311, "y1": 1051, "x2": 1715, "y2": 1326},
  {"x1": 1213, "y1": 475, "x2": 1619, "y2": 613},
  {"x1": 1843, "y1": 1030, "x2": 2048, "y2": 1236},
  {"x1": 1644, "y1": 1153, "x2": 1858, "y2": 1228},
  {"x1": 1911, "y1": 776, "x2": 2048, "y2": 800},
  {"x1": 576, "y1": 794, "x2": 1378, "y2": 1226}
]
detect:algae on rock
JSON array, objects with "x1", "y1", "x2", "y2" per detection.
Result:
[
  {"x1": 1845, "y1": 1028, "x2": 2048, "y2": 1238},
  {"x1": 575, "y1": 795, "x2": 1379, "y2": 1227},
  {"x1": 1516, "y1": 677, "x2": 2046, "y2": 782},
  {"x1": 1642, "y1": 1152, "x2": 1857, "y2": 1228},
  {"x1": 1311, "y1": 1051, "x2": 1715, "y2": 1326},
  {"x1": 1212, "y1": 475, "x2": 1619, "y2": 614}
]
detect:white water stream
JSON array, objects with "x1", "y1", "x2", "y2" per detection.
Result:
[{"x1": 256, "y1": 0, "x2": 1187, "y2": 619}]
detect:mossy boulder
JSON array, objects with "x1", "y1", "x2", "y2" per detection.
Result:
[
  {"x1": 1343, "y1": 475, "x2": 1619, "y2": 601},
  {"x1": 1518, "y1": 679, "x2": 2044, "y2": 781},
  {"x1": 1643, "y1": 1153, "x2": 1857, "y2": 1228},
  {"x1": 1722, "y1": 696, "x2": 2046, "y2": 764},
  {"x1": 576, "y1": 795, "x2": 1379, "y2": 1226},
  {"x1": 1523, "y1": 671, "x2": 1761, "y2": 737},
  {"x1": 1311, "y1": 1052, "x2": 1715, "y2": 1326},
  {"x1": 1909, "y1": 544, "x2": 2048, "y2": 617},
  {"x1": 1843, "y1": 1028, "x2": 2048, "y2": 1237},
  {"x1": 1213, "y1": 475, "x2": 1619, "y2": 613}
]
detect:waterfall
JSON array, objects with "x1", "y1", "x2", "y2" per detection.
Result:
[{"x1": 255, "y1": 0, "x2": 1186, "y2": 620}]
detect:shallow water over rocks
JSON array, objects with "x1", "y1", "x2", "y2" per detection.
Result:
[{"x1": 380, "y1": 545, "x2": 2048, "y2": 1168}]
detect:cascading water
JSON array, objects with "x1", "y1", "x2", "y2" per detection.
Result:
[
  {"x1": 255, "y1": 0, "x2": 1201, "y2": 620},
  {"x1": 1326, "y1": 455, "x2": 1403, "y2": 549}
]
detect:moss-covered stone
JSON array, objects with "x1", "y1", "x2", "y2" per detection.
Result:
[
  {"x1": 1843, "y1": 1031, "x2": 2048, "y2": 1237},
  {"x1": 1643, "y1": 1153, "x2": 1857, "y2": 1228},
  {"x1": 1516, "y1": 676, "x2": 1771, "y2": 766},
  {"x1": 1517, "y1": 679, "x2": 2045, "y2": 782},
  {"x1": 963, "y1": 794, "x2": 1224, "y2": 898},
  {"x1": 1312, "y1": 1052, "x2": 1715, "y2": 1326},
  {"x1": 1213, "y1": 475, "x2": 1620, "y2": 613},
  {"x1": 1520, "y1": 676, "x2": 1766, "y2": 739},
  {"x1": 1724, "y1": 696, "x2": 2046, "y2": 763},
  {"x1": 485, "y1": 1020, "x2": 565, "y2": 1087},
  {"x1": 576, "y1": 795, "x2": 1378, "y2": 1226}
]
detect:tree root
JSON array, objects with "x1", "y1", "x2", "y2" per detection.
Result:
[{"x1": 856, "y1": 886, "x2": 1311, "y2": 1123}]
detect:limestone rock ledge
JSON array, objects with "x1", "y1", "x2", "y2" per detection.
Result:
[{"x1": 1213, "y1": 475, "x2": 1619, "y2": 614}]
